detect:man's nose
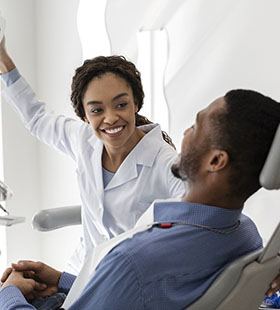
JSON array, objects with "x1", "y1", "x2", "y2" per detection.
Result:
[{"x1": 184, "y1": 127, "x2": 192, "y2": 135}]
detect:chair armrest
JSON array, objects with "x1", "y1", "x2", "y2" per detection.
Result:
[{"x1": 32, "y1": 205, "x2": 81, "y2": 231}]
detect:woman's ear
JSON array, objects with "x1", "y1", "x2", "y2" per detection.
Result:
[
  {"x1": 207, "y1": 150, "x2": 229, "y2": 172},
  {"x1": 83, "y1": 116, "x2": 90, "y2": 123}
]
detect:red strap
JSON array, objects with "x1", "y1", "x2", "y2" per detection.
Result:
[{"x1": 158, "y1": 223, "x2": 173, "y2": 229}]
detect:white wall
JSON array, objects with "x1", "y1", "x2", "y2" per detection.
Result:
[
  {"x1": 0, "y1": 0, "x2": 41, "y2": 272},
  {"x1": 34, "y1": 0, "x2": 83, "y2": 270},
  {"x1": 106, "y1": 0, "x2": 280, "y2": 244},
  {"x1": 0, "y1": 0, "x2": 84, "y2": 271}
]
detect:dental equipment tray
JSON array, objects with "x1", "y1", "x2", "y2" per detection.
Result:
[{"x1": 0, "y1": 215, "x2": 25, "y2": 226}]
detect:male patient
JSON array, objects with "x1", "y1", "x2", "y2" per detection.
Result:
[{"x1": 1, "y1": 89, "x2": 280, "y2": 309}]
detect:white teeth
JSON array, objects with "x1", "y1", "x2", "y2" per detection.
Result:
[{"x1": 104, "y1": 126, "x2": 123, "y2": 134}]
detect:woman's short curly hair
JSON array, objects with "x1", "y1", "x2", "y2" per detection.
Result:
[{"x1": 71, "y1": 55, "x2": 144, "y2": 121}]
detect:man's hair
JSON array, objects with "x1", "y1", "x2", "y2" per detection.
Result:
[
  {"x1": 71, "y1": 55, "x2": 175, "y2": 148},
  {"x1": 212, "y1": 89, "x2": 280, "y2": 198}
]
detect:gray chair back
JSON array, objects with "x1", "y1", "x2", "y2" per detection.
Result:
[{"x1": 188, "y1": 124, "x2": 280, "y2": 310}]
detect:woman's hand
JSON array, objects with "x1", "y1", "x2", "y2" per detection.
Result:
[{"x1": 0, "y1": 34, "x2": 16, "y2": 73}]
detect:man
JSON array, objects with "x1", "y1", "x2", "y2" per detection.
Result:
[{"x1": 1, "y1": 89, "x2": 280, "y2": 309}]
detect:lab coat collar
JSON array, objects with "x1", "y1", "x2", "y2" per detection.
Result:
[
  {"x1": 134, "y1": 123, "x2": 165, "y2": 167},
  {"x1": 88, "y1": 124, "x2": 166, "y2": 191},
  {"x1": 87, "y1": 123, "x2": 164, "y2": 166}
]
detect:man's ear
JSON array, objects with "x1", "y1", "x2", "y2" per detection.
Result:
[{"x1": 207, "y1": 150, "x2": 229, "y2": 172}]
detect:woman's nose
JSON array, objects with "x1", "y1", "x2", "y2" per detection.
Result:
[{"x1": 103, "y1": 110, "x2": 119, "y2": 124}]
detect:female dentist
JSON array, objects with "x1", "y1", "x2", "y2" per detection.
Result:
[{"x1": 0, "y1": 31, "x2": 185, "y2": 272}]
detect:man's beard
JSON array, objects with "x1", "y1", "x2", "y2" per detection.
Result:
[{"x1": 171, "y1": 146, "x2": 206, "y2": 182}]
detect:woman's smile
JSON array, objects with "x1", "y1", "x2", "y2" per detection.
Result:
[{"x1": 100, "y1": 125, "x2": 126, "y2": 137}]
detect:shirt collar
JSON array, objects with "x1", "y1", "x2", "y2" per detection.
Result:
[{"x1": 154, "y1": 201, "x2": 242, "y2": 229}]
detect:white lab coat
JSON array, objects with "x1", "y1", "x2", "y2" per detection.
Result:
[{"x1": 2, "y1": 76, "x2": 185, "y2": 271}]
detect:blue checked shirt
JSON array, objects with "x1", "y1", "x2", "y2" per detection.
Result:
[{"x1": 0, "y1": 201, "x2": 262, "y2": 309}]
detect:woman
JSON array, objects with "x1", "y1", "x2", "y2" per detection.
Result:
[{"x1": 0, "y1": 35, "x2": 185, "y2": 272}]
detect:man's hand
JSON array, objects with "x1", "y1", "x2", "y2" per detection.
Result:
[
  {"x1": 1, "y1": 260, "x2": 62, "y2": 299},
  {"x1": 1, "y1": 266, "x2": 13, "y2": 283},
  {"x1": 266, "y1": 273, "x2": 280, "y2": 296},
  {"x1": 1, "y1": 270, "x2": 47, "y2": 300}
]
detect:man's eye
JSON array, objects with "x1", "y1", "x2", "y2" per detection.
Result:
[{"x1": 116, "y1": 102, "x2": 128, "y2": 109}]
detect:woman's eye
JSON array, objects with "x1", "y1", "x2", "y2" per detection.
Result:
[
  {"x1": 90, "y1": 108, "x2": 103, "y2": 114},
  {"x1": 116, "y1": 102, "x2": 128, "y2": 109}
]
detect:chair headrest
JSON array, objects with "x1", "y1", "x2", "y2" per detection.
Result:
[{"x1": 259, "y1": 124, "x2": 280, "y2": 190}]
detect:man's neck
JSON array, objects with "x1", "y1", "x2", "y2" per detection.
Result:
[{"x1": 183, "y1": 186, "x2": 244, "y2": 210}]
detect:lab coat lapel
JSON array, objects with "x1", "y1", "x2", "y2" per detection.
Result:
[
  {"x1": 90, "y1": 138, "x2": 105, "y2": 203},
  {"x1": 105, "y1": 151, "x2": 138, "y2": 190},
  {"x1": 105, "y1": 126, "x2": 163, "y2": 190}
]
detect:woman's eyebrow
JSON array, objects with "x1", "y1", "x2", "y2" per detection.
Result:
[
  {"x1": 112, "y1": 92, "x2": 129, "y2": 101},
  {"x1": 86, "y1": 101, "x2": 102, "y2": 106},
  {"x1": 86, "y1": 93, "x2": 129, "y2": 106}
]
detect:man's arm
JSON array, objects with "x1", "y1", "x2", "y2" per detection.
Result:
[
  {"x1": 70, "y1": 250, "x2": 144, "y2": 309},
  {"x1": 0, "y1": 271, "x2": 41, "y2": 310},
  {"x1": 5, "y1": 261, "x2": 76, "y2": 295},
  {"x1": 1, "y1": 261, "x2": 62, "y2": 298},
  {"x1": 0, "y1": 261, "x2": 76, "y2": 310}
]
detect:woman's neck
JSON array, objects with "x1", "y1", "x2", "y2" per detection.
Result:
[{"x1": 102, "y1": 128, "x2": 145, "y2": 172}]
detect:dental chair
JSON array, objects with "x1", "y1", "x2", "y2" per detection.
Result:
[
  {"x1": 32, "y1": 124, "x2": 280, "y2": 309},
  {"x1": 188, "y1": 124, "x2": 280, "y2": 310},
  {"x1": 32, "y1": 205, "x2": 81, "y2": 231}
]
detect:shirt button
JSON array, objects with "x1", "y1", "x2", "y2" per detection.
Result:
[{"x1": 102, "y1": 234, "x2": 108, "y2": 241}]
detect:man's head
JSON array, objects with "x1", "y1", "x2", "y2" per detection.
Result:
[{"x1": 172, "y1": 89, "x2": 280, "y2": 203}]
